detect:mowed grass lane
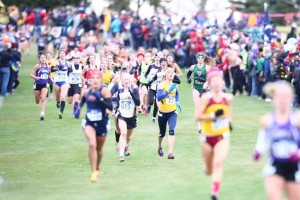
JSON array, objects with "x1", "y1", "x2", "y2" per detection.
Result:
[{"x1": 0, "y1": 50, "x2": 272, "y2": 200}]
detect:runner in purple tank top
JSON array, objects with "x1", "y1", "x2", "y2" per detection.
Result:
[
  {"x1": 253, "y1": 81, "x2": 300, "y2": 200},
  {"x1": 30, "y1": 52, "x2": 50, "y2": 120}
]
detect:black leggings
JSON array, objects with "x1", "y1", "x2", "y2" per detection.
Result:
[
  {"x1": 158, "y1": 111, "x2": 177, "y2": 138},
  {"x1": 148, "y1": 89, "x2": 158, "y2": 118}
]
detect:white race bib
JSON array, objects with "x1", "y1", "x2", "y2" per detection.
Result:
[
  {"x1": 272, "y1": 140, "x2": 298, "y2": 159},
  {"x1": 41, "y1": 74, "x2": 48, "y2": 80},
  {"x1": 212, "y1": 118, "x2": 228, "y2": 130},
  {"x1": 87, "y1": 110, "x2": 102, "y2": 121},
  {"x1": 166, "y1": 96, "x2": 175, "y2": 104}
]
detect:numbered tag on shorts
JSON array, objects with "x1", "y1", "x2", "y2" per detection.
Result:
[{"x1": 33, "y1": 84, "x2": 36, "y2": 90}]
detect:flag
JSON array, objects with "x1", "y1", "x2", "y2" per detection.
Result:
[{"x1": 263, "y1": 3, "x2": 272, "y2": 42}]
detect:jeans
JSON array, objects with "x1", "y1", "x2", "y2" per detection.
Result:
[
  {"x1": 251, "y1": 75, "x2": 257, "y2": 96},
  {"x1": 0, "y1": 67, "x2": 10, "y2": 96}
]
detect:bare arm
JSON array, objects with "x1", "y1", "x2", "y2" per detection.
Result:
[
  {"x1": 30, "y1": 64, "x2": 40, "y2": 80},
  {"x1": 195, "y1": 93, "x2": 211, "y2": 121}
]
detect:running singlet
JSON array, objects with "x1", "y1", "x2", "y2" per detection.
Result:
[
  {"x1": 266, "y1": 112, "x2": 300, "y2": 163},
  {"x1": 86, "y1": 88, "x2": 108, "y2": 122},
  {"x1": 54, "y1": 60, "x2": 68, "y2": 82},
  {"x1": 158, "y1": 82, "x2": 177, "y2": 113},
  {"x1": 193, "y1": 64, "x2": 206, "y2": 92},
  {"x1": 69, "y1": 64, "x2": 83, "y2": 85},
  {"x1": 35, "y1": 64, "x2": 50, "y2": 85},
  {"x1": 102, "y1": 70, "x2": 112, "y2": 85},
  {"x1": 202, "y1": 97, "x2": 230, "y2": 136},
  {"x1": 140, "y1": 62, "x2": 150, "y2": 84},
  {"x1": 118, "y1": 88, "x2": 136, "y2": 118},
  {"x1": 148, "y1": 65, "x2": 161, "y2": 90}
]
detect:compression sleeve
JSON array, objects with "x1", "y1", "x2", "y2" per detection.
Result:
[
  {"x1": 254, "y1": 129, "x2": 271, "y2": 155},
  {"x1": 79, "y1": 96, "x2": 86, "y2": 108},
  {"x1": 175, "y1": 90, "x2": 179, "y2": 102},
  {"x1": 129, "y1": 88, "x2": 141, "y2": 106},
  {"x1": 157, "y1": 89, "x2": 169, "y2": 101},
  {"x1": 187, "y1": 70, "x2": 192, "y2": 80},
  {"x1": 173, "y1": 75, "x2": 181, "y2": 84}
]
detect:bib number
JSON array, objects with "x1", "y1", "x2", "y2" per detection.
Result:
[
  {"x1": 272, "y1": 140, "x2": 298, "y2": 159},
  {"x1": 120, "y1": 100, "x2": 133, "y2": 111},
  {"x1": 41, "y1": 74, "x2": 48, "y2": 80},
  {"x1": 87, "y1": 110, "x2": 102, "y2": 121},
  {"x1": 166, "y1": 96, "x2": 175, "y2": 104},
  {"x1": 212, "y1": 118, "x2": 228, "y2": 130}
]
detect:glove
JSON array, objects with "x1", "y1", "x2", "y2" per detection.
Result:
[
  {"x1": 74, "y1": 107, "x2": 81, "y2": 119},
  {"x1": 229, "y1": 122, "x2": 233, "y2": 132},
  {"x1": 290, "y1": 152, "x2": 299, "y2": 163},
  {"x1": 167, "y1": 83, "x2": 177, "y2": 93},
  {"x1": 176, "y1": 102, "x2": 182, "y2": 112},
  {"x1": 253, "y1": 150, "x2": 261, "y2": 161},
  {"x1": 215, "y1": 109, "x2": 224, "y2": 117},
  {"x1": 186, "y1": 78, "x2": 192, "y2": 84}
]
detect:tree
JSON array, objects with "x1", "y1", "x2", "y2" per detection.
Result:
[
  {"x1": 229, "y1": 0, "x2": 299, "y2": 25},
  {"x1": 191, "y1": 0, "x2": 208, "y2": 13},
  {"x1": 107, "y1": 0, "x2": 130, "y2": 12},
  {"x1": 3, "y1": 0, "x2": 81, "y2": 10}
]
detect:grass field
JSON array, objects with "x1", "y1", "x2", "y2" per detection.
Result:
[{"x1": 0, "y1": 48, "x2": 273, "y2": 200}]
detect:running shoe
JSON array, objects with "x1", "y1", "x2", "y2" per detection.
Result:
[
  {"x1": 142, "y1": 108, "x2": 148, "y2": 116},
  {"x1": 56, "y1": 102, "x2": 60, "y2": 108},
  {"x1": 90, "y1": 171, "x2": 99, "y2": 183},
  {"x1": 58, "y1": 112, "x2": 63, "y2": 119},
  {"x1": 119, "y1": 155, "x2": 125, "y2": 162},
  {"x1": 152, "y1": 117, "x2": 156, "y2": 124},
  {"x1": 158, "y1": 147, "x2": 164, "y2": 157},
  {"x1": 147, "y1": 105, "x2": 151, "y2": 113},
  {"x1": 167, "y1": 153, "x2": 175, "y2": 159},
  {"x1": 40, "y1": 115, "x2": 44, "y2": 121},
  {"x1": 211, "y1": 195, "x2": 218, "y2": 200},
  {"x1": 125, "y1": 146, "x2": 130, "y2": 156}
]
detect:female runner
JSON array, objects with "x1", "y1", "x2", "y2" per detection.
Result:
[
  {"x1": 30, "y1": 52, "x2": 50, "y2": 120},
  {"x1": 253, "y1": 81, "x2": 300, "y2": 200},
  {"x1": 74, "y1": 71, "x2": 113, "y2": 182},
  {"x1": 195, "y1": 68, "x2": 233, "y2": 200},
  {"x1": 187, "y1": 52, "x2": 212, "y2": 133},
  {"x1": 156, "y1": 68, "x2": 182, "y2": 159}
]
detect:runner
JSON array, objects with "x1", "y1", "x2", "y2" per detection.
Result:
[
  {"x1": 138, "y1": 51, "x2": 152, "y2": 115},
  {"x1": 156, "y1": 68, "x2": 182, "y2": 159},
  {"x1": 68, "y1": 53, "x2": 84, "y2": 116},
  {"x1": 187, "y1": 52, "x2": 212, "y2": 133},
  {"x1": 30, "y1": 52, "x2": 50, "y2": 120},
  {"x1": 74, "y1": 71, "x2": 113, "y2": 182},
  {"x1": 195, "y1": 67, "x2": 233, "y2": 200},
  {"x1": 114, "y1": 73, "x2": 140, "y2": 162},
  {"x1": 52, "y1": 50, "x2": 70, "y2": 119},
  {"x1": 253, "y1": 81, "x2": 300, "y2": 200}
]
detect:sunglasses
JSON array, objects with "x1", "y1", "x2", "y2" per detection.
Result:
[
  {"x1": 73, "y1": 57, "x2": 80, "y2": 59},
  {"x1": 197, "y1": 56, "x2": 205, "y2": 59}
]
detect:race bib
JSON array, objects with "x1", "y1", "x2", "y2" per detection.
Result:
[
  {"x1": 87, "y1": 110, "x2": 102, "y2": 121},
  {"x1": 272, "y1": 140, "x2": 298, "y2": 159},
  {"x1": 166, "y1": 96, "x2": 175, "y2": 104},
  {"x1": 212, "y1": 118, "x2": 228, "y2": 130},
  {"x1": 120, "y1": 100, "x2": 133, "y2": 111},
  {"x1": 56, "y1": 72, "x2": 67, "y2": 82},
  {"x1": 69, "y1": 74, "x2": 80, "y2": 84},
  {"x1": 41, "y1": 74, "x2": 48, "y2": 80}
]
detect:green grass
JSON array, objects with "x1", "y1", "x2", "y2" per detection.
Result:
[{"x1": 0, "y1": 48, "x2": 273, "y2": 200}]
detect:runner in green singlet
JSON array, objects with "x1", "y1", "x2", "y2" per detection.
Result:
[{"x1": 187, "y1": 52, "x2": 212, "y2": 133}]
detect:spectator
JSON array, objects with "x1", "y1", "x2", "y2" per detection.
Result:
[{"x1": 0, "y1": 43, "x2": 13, "y2": 97}]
